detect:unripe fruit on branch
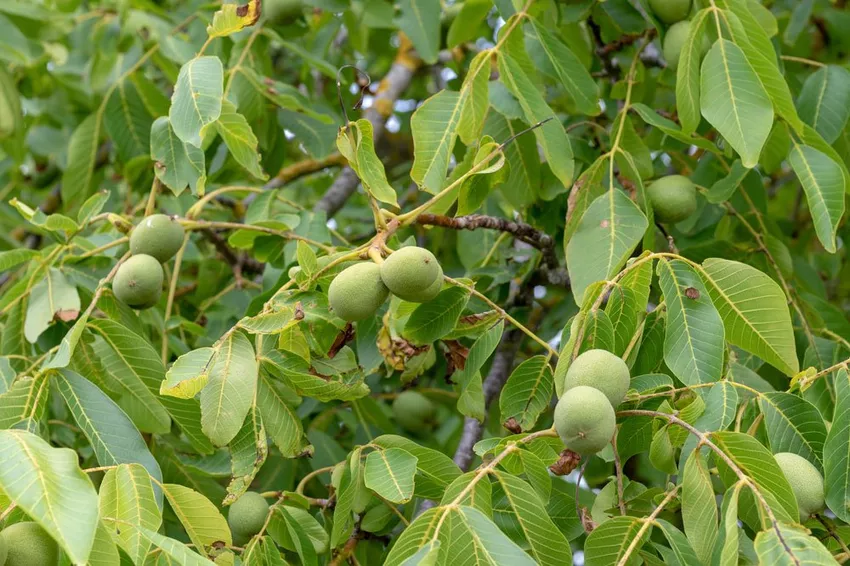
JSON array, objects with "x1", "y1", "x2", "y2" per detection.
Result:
[
  {"x1": 328, "y1": 262, "x2": 390, "y2": 321},
  {"x1": 228, "y1": 491, "x2": 270, "y2": 546},
  {"x1": 774, "y1": 452, "x2": 825, "y2": 520},
  {"x1": 554, "y1": 386, "x2": 616, "y2": 455},
  {"x1": 130, "y1": 214, "x2": 185, "y2": 263},
  {"x1": 564, "y1": 349, "x2": 631, "y2": 407},
  {"x1": 647, "y1": 175, "x2": 697, "y2": 224},
  {"x1": 380, "y1": 247, "x2": 442, "y2": 303},
  {"x1": 663, "y1": 21, "x2": 689, "y2": 71},
  {"x1": 649, "y1": 0, "x2": 691, "y2": 24},
  {"x1": 1, "y1": 522, "x2": 59, "y2": 566},
  {"x1": 113, "y1": 255, "x2": 164, "y2": 309},
  {"x1": 392, "y1": 390, "x2": 436, "y2": 433}
]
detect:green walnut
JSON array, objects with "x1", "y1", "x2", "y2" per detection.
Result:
[
  {"x1": 228, "y1": 491, "x2": 270, "y2": 545},
  {"x1": 113, "y1": 255, "x2": 164, "y2": 309},
  {"x1": 774, "y1": 452, "x2": 825, "y2": 520},
  {"x1": 129, "y1": 214, "x2": 185, "y2": 263},
  {"x1": 663, "y1": 21, "x2": 711, "y2": 70},
  {"x1": 1, "y1": 522, "x2": 59, "y2": 566},
  {"x1": 647, "y1": 175, "x2": 697, "y2": 224},
  {"x1": 380, "y1": 247, "x2": 442, "y2": 302},
  {"x1": 564, "y1": 349, "x2": 631, "y2": 407},
  {"x1": 0, "y1": 530, "x2": 6, "y2": 566},
  {"x1": 417, "y1": 263, "x2": 444, "y2": 302},
  {"x1": 663, "y1": 21, "x2": 690, "y2": 71},
  {"x1": 649, "y1": 0, "x2": 691, "y2": 24},
  {"x1": 265, "y1": 0, "x2": 304, "y2": 24},
  {"x1": 328, "y1": 262, "x2": 390, "y2": 321},
  {"x1": 392, "y1": 390, "x2": 436, "y2": 432},
  {"x1": 554, "y1": 386, "x2": 616, "y2": 455}
]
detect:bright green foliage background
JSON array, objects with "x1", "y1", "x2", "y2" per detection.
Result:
[{"x1": 1, "y1": 0, "x2": 850, "y2": 564}]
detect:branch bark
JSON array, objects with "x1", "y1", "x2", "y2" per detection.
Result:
[
  {"x1": 416, "y1": 213, "x2": 558, "y2": 270},
  {"x1": 313, "y1": 38, "x2": 421, "y2": 217}
]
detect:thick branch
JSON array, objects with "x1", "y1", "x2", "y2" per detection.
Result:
[
  {"x1": 313, "y1": 39, "x2": 421, "y2": 217},
  {"x1": 416, "y1": 213, "x2": 558, "y2": 270}
]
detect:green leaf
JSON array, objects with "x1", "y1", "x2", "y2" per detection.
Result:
[
  {"x1": 99, "y1": 464, "x2": 162, "y2": 564},
  {"x1": 499, "y1": 355, "x2": 553, "y2": 431},
  {"x1": 0, "y1": 374, "x2": 48, "y2": 429},
  {"x1": 681, "y1": 450, "x2": 718, "y2": 565},
  {"x1": 700, "y1": 39, "x2": 773, "y2": 167},
  {"x1": 256, "y1": 372, "x2": 306, "y2": 458},
  {"x1": 700, "y1": 258, "x2": 798, "y2": 375},
  {"x1": 24, "y1": 267, "x2": 80, "y2": 343},
  {"x1": 54, "y1": 369, "x2": 163, "y2": 494},
  {"x1": 796, "y1": 65, "x2": 850, "y2": 144},
  {"x1": 261, "y1": 350, "x2": 369, "y2": 402},
  {"x1": 200, "y1": 330, "x2": 258, "y2": 446},
  {"x1": 676, "y1": 8, "x2": 712, "y2": 134},
  {"x1": 137, "y1": 525, "x2": 216, "y2": 565},
  {"x1": 395, "y1": 0, "x2": 441, "y2": 64},
  {"x1": 61, "y1": 113, "x2": 101, "y2": 206},
  {"x1": 373, "y1": 435, "x2": 461, "y2": 500},
  {"x1": 650, "y1": 426, "x2": 677, "y2": 474},
  {"x1": 759, "y1": 392, "x2": 827, "y2": 471},
  {"x1": 337, "y1": 119, "x2": 398, "y2": 206},
  {"x1": 404, "y1": 287, "x2": 470, "y2": 344},
  {"x1": 492, "y1": 471, "x2": 572, "y2": 566},
  {"x1": 160, "y1": 347, "x2": 215, "y2": 398},
  {"x1": 0, "y1": 248, "x2": 38, "y2": 272},
  {"x1": 529, "y1": 19, "x2": 599, "y2": 116},
  {"x1": 788, "y1": 142, "x2": 845, "y2": 253},
  {"x1": 168, "y1": 56, "x2": 223, "y2": 147},
  {"x1": 710, "y1": 431, "x2": 799, "y2": 521},
  {"x1": 658, "y1": 259, "x2": 725, "y2": 386},
  {"x1": 584, "y1": 515, "x2": 648, "y2": 566},
  {"x1": 824, "y1": 368, "x2": 850, "y2": 521},
  {"x1": 163, "y1": 483, "x2": 232, "y2": 559},
  {"x1": 452, "y1": 320, "x2": 504, "y2": 421},
  {"x1": 631, "y1": 103, "x2": 717, "y2": 153},
  {"x1": 753, "y1": 522, "x2": 835, "y2": 564},
  {"x1": 705, "y1": 160, "x2": 748, "y2": 203},
  {"x1": 0, "y1": 429, "x2": 99, "y2": 563},
  {"x1": 454, "y1": 505, "x2": 539, "y2": 565},
  {"x1": 331, "y1": 448, "x2": 363, "y2": 548},
  {"x1": 411, "y1": 90, "x2": 464, "y2": 193},
  {"x1": 718, "y1": 4, "x2": 803, "y2": 134},
  {"x1": 497, "y1": 52, "x2": 574, "y2": 186},
  {"x1": 207, "y1": 0, "x2": 260, "y2": 37},
  {"x1": 86, "y1": 319, "x2": 172, "y2": 434},
  {"x1": 364, "y1": 447, "x2": 418, "y2": 503},
  {"x1": 43, "y1": 313, "x2": 88, "y2": 369},
  {"x1": 277, "y1": 507, "x2": 319, "y2": 566},
  {"x1": 654, "y1": 519, "x2": 701, "y2": 566},
  {"x1": 567, "y1": 189, "x2": 648, "y2": 305},
  {"x1": 214, "y1": 99, "x2": 266, "y2": 179},
  {"x1": 104, "y1": 79, "x2": 153, "y2": 161},
  {"x1": 719, "y1": 482, "x2": 744, "y2": 565},
  {"x1": 150, "y1": 116, "x2": 207, "y2": 196}
]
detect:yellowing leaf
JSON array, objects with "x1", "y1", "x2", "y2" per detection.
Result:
[{"x1": 207, "y1": 0, "x2": 261, "y2": 38}]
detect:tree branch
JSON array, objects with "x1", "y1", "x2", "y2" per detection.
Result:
[
  {"x1": 313, "y1": 38, "x2": 421, "y2": 217},
  {"x1": 415, "y1": 213, "x2": 559, "y2": 270}
]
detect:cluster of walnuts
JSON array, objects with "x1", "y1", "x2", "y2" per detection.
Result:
[
  {"x1": 113, "y1": 214, "x2": 184, "y2": 310},
  {"x1": 328, "y1": 246, "x2": 444, "y2": 322}
]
